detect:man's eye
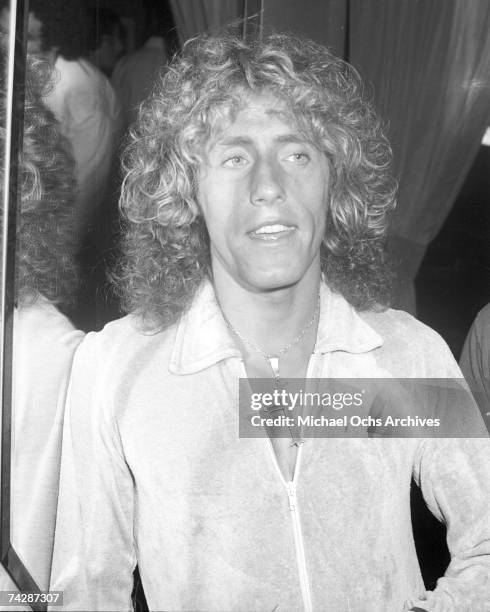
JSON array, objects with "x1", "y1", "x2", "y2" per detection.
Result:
[
  {"x1": 286, "y1": 152, "x2": 310, "y2": 164},
  {"x1": 223, "y1": 155, "x2": 248, "y2": 168}
]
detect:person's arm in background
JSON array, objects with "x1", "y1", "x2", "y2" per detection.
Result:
[
  {"x1": 410, "y1": 437, "x2": 490, "y2": 611},
  {"x1": 401, "y1": 327, "x2": 490, "y2": 612},
  {"x1": 49, "y1": 333, "x2": 136, "y2": 611},
  {"x1": 459, "y1": 304, "x2": 490, "y2": 433}
]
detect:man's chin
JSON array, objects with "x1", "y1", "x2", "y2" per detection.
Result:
[{"x1": 238, "y1": 270, "x2": 306, "y2": 293}]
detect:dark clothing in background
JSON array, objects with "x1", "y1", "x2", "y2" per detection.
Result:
[
  {"x1": 111, "y1": 36, "x2": 168, "y2": 128},
  {"x1": 460, "y1": 303, "x2": 490, "y2": 433}
]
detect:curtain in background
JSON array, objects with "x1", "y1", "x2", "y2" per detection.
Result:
[
  {"x1": 350, "y1": 0, "x2": 490, "y2": 312},
  {"x1": 261, "y1": 0, "x2": 347, "y2": 58},
  {"x1": 169, "y1": 0, "x2": 243, "y2": 45}
]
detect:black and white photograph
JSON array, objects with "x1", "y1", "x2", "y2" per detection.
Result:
[{"x1": 0, "y1": 1, "x2": 489, "y2": 611}]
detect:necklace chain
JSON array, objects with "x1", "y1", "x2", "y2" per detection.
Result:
[
  {"x1": 221, "y1": 296, "x2": 319, "y2": 448},
  {"x1": 222, "y1": 295, "x2": 320, "y2": 367}
]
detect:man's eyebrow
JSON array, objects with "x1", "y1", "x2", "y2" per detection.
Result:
[
  {"x1": 215, "y1": 134, "x2": 312, "y2": 147},
  {"x1": 275, "y1": 134, "x2": 312, "y2": 145},
  {"x1": 215, "y1": 136, "x2": 253, "y2": 147}
]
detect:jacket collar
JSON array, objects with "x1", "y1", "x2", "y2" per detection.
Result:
[{"x1": 169, "y1": 279, "x2": 383, "y2": 375}]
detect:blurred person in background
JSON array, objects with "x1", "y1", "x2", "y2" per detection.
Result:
[
  {"x1": 28, "y1": 0, "x2": 122, "y2": 237},
  {"x1": 0, "y1": 27, "x2": 84, "y2": 596},
  {"x1": 459, "y1": 304, "x2": 490, "y2": 432},
  {"x1": 111, "y1": 0, "x2": 169, "y2": 129},
  {"x1": 86, "y1": 6, "x2": 125, "y2": 78},
  {"x1": 0, "y1": 0, "x2": 122, "y2": 237},
  {"x1": 0, "y1": 0, "x2": 124, "y2": 329}
]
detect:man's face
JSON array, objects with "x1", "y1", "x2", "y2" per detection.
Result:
[{"x1": 197, "y1": 94, "x2": 330, "y2": 293}]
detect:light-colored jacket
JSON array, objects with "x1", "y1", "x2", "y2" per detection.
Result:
[
  {"x1": 0, "y1": 299, "x2": 84, "y2": 609},
  {"x1": 50, "y1": 281, "x2": 490, "y2": 611}
]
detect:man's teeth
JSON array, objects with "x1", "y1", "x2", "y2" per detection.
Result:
[{"x1": 254, "y1": 224, "x2": 292, "y2": 234}]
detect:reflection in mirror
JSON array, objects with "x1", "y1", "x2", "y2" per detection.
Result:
[
  {"x1": 0, "y1": 0, "x2": 28, "y2": 600},
  {"x1": 0, "y1": 0, "x2": 85, "y2": 605},
  {"x1": 1, "y1": 2, "x2": 179, "y2": 608},
  {"x1": 0, "y1": 2, "x2": 257, "y2": 609},
  {"x1": 15, "y1": 0, "x2": 123, "y2": 332}
]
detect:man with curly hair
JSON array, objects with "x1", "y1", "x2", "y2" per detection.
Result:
[{"x1": 51, "y1": 32, "x2": 490, "y2": 612}]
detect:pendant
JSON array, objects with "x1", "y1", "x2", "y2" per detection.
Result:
[{"x1": 268, "y1": 356, "x2": 279, "y2": 378}]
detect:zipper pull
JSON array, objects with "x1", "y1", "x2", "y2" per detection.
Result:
[{"x1": 287, "y1": 481, "x2": 296, "y2": 511}]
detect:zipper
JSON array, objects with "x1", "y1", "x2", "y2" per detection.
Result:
[
  {"x1": 237, "y1": 357, "x2": 315, "y2": 611},
  {"x1": 264, "y1": 439, "x2": 313, "y2": 612},
  {"x1": 286, "y1": 479, "x2": 313, "y2": 612}
]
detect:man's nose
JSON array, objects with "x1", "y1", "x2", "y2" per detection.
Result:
[{"x1": 249, "y1": 157, "x2": 285, "y2": 206}]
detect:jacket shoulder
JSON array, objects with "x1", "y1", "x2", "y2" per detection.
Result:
[
  {"x1": 73, "y1": 314, "x2": 177, "y2": 378},
  {"x1": 360, "y1": 307, "x2": 460, "y2": 377},
  {"x1": 472, "y1": 303, "x2": 490, "y2": 332}
]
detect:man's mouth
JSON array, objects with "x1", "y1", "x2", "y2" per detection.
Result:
[{"x1": 250, "y1": 224, "x2": 296, "y2": 240}]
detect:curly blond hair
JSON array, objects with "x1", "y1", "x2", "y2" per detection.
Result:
[
  {"x1": 117, "y1": 31, "x2": 397, "y2": 329},
  {"x1": 0, "y1": 34, "x2": 79, "y2": 307}
]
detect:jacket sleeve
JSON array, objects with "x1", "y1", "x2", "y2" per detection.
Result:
[
  {"x1": 413, "y1": 437, "x2": 490, "y2": 611},
  {"x1": 49, "y1": 333, "x2": 136, "y2": 611}
]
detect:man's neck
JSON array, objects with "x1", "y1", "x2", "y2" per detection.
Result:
[{"x1": 212, "y1": 265, "x2": 321, "y2": 357}]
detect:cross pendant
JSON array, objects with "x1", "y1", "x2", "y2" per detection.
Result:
[{"x1": 268, "y1": 356, "x2": 279, "y2": 378}]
